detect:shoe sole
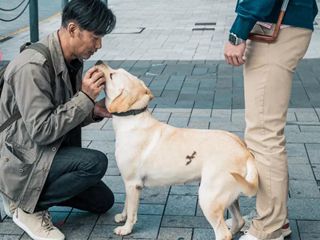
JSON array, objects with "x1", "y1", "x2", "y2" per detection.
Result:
[
  {"x1": 13, "y1": 214, "x2": 65, "y2": 240},
  {"x1": 227, "y1": 221, "x2": 292, "y2": 238}
]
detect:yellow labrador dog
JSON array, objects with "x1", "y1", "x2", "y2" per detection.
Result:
[{"x1": 95, "y1": 61, "x2": 258, "y2": 240}]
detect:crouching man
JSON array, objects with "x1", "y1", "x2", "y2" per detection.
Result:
[{"x1": 0, "y1": 0, "x2": 116, "y2": 239}]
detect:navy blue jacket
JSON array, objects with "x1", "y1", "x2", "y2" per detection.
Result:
[{"x1": 230, "y1": 0, "x2": 318, "y2": 40}]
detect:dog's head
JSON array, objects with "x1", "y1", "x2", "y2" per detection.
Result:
[{"x1": 95, "y1": 61, "x2": 154, "y2": 114}]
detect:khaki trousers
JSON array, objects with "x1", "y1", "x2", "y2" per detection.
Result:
[{"x1": 244, "y1": 26, "x2": 312, "y2": 239}]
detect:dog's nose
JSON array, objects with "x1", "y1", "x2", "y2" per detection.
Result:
[{"x1": 95, "y1": 60, "x2": 104, "y2": 66}]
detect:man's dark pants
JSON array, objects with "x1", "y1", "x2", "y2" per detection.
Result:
[{"x1": 35, "y1": 146, "x2": 114, "y2": 213}]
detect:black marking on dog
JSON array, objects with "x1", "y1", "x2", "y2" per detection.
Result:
[
  {"x1": 186, "y1": 151, "x2": 197, "y2": 165},
  {"x1": 136, "y1": 176, "x2": 147, "y2": 190}
]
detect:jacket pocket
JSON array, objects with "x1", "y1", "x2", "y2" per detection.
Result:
[{"x1": 0, "y1": 143, "x2": 34, "y2": 201}]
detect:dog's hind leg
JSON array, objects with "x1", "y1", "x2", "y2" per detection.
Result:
[
  {"x1": 114, "y1": 183, "x2": 141, "y2": 236},
  {"x1": 199, "y1": 184, "x2": 232, "y2": 240},
  {"x1": 228, "y1": 199, "x2": 245, "y2": 236}
]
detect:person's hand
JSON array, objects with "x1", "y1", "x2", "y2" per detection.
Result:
[
  {"x1": 93, "y1": 98, "x2": 112, "y2": 118},
  {"x1": 224, "y1": 42, "x2": 246, "y2": 66},
  {"x1": 81, "y1": 66, "x2": 106, "y2": 100}
]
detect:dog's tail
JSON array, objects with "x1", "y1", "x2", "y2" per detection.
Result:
[{"x1": 230, "y1": 152, "x2": 258, "y2": 197}]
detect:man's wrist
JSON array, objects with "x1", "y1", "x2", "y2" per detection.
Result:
[
  {"x1": 80, "y1": 90, "x2": 95, "y2": 105},
  {"x1": 228, "y1": 32, "x2": 246, "y2": 46}
]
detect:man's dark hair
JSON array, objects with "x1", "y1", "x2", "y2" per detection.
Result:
[{"x1": 62, "y1": 0, "x2": 116, "y2": 35}]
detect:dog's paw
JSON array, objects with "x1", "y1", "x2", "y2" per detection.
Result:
[
  {"x1": 114, "y1": 213, "x2": 127, "y2": 223},
  {"x1": 114, "y1": 226, "x2": 132, "y2": 236}
]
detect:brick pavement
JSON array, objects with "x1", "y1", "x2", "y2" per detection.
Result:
[{"x1": 1, "y1": 0, "x2": 320, "y2": 239}]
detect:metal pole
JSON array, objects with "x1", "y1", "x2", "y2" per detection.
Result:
[
  {"x1": 29, "y1": 0, "x2": 39, "y2": 42},
  {"x1": 62, "y1": 0, "x2": 68, "y2": 10}
]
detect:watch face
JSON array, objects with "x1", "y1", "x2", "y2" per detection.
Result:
[{"x1": 229, "y1": 34, "x2": 237, "y2": 44}]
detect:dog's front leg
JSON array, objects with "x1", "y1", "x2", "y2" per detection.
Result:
[
  {"x1": 115, "y1": 197, "x2": 127, "y2": 223},
  {"x1": 114, "y1": 184, "x2": 141, "y2": 236}
]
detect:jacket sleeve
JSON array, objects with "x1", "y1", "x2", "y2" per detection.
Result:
[
  {"x1": 9, "y1": 63, "x2": 94, "y2": 145},
  {"x1": 230, "y1": 0, "x2": 278, "y2": 40},
  {"x1": 81, "y1": 110, "x2": 104, "y2": 127}
]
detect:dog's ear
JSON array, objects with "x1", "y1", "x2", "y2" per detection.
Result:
[{"x1": 107, "y1": 89, "x2": 138, "y2": 113}]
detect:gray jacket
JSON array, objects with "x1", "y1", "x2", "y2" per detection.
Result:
[{"x1": 0, "y1": 32, "x2": 97, "y2": 212}]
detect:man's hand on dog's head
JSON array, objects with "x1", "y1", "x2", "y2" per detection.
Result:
[{"x1": 82, "y1": 66, "x2": 106, "y2": 101}]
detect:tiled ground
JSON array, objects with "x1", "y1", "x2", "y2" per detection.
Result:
[{"x1": 2, "y1": 59, "x2": 319, "y2": 239}]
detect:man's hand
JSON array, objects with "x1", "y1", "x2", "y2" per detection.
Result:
[
  {"x1": 93, "y1": 98, "x2": 112, "y2": 118},
  {"x1": 224, "y1": 42, "x2": 246, "y2": 66},
  {"x1": 82, "y1": 66, "x2": 106, "y2": 100}
]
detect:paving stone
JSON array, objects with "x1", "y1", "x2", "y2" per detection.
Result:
[
  {"x1": 300, "y1": 125, "x2": 320, "y2": 132},
  {"x1": 298, "y1": 220, "x2": 320, "y2": 240},
  {"x1": 60, "y1": 223, "x2": 94, "y2": 240},
  {"x1": 285, "y1": 125, "x2": 301, "y2": 134},
  {"x1": 288, "y1": 164, "x2": 316, "y2": 181},
  {"x1": 0, "y1": 199, "x2": 5, "y2": 222},
  {"x1": 306, "y1": 144, "x2": 320, "y2": 164},
  {"x1": 210, "y1": 121, "x2": 244, "y2": 132},
  {"x1": 158, "y1": 227, "x2": 193, "y2": 240},
  {"x1": 122, "y1": 215, "x2": 162, "y2": 239},
  {"x1": 161, "y1": 216, "x2": 210, "y2": 228},
  {"x1": 0, "y1": 235, "x2": 21, "y2": 240},
  {"x1": 140, "y1": 187, "x2": 170, "y2": 204},
  {"x1": 90, "y1": 225, "x2": 122, "y2": 239},
  {"x1": 192, "y1": 228, "x2": 214, "y2": 240},
  {"x1": 87, "y1": 140, "x2": 115, "y2": 155},
  {"x1": 164, "y1": 195, "x2": 197, "y2": 216},
  {"x1": 288, "y1": 199, "x2": 320, "y2": 220},
  {"x1": 289, "y1": 180, "x2": 320, "y2": 198},
  {"x1": 294, "y1": 108, "x2": 319, "y2": 122},
  {"x1": 82, "y1": 129, "x2": 115, "y2": 141},
  {"x1": 288, "y1": 220, "x2": 301, "y2": 240},
  {"x1": 152, "y1": 112, "x2": 171, "y2": 123},
  {"x1": 312, "y1": 164, "x2": 320, "y2": 181},
  {"x1": 82, "y1": 140, "x2": 91, "y2": 148},
  {"x1": 0, "y1": 220, "x2": 23, "y2": 235},
  {"x1": 188, "y1": 118, "x2": 210, "y2": 129},
  {"x1": 168, "y1": 117, "x2": 189, "y2": 128},
  {"x1": 170, "y1": 185, "x2": 199, "y2": 196},
  {"x1": 19, "y1": 233, "x2": 34, "y2": 240},
  {"x1": 103, "y1": 176, "x2": 125, "y2": 194},
  {"x1": 83, "y1": 119, "x2": 108, "y2": 130}
]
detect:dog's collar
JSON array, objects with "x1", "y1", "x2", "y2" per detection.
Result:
[{"x1": 112, "y1": 106, "x2": 148, "y2": 117}]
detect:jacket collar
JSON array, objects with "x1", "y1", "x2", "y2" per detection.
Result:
[{"x1": 43, "y1": 31, "x2": 83, "y2": 95}]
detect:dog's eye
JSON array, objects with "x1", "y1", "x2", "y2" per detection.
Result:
[{"x1": 110, "y1": 73, "x2": 114, "y2": 80}]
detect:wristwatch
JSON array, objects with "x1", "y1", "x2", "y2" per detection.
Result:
[{"x1": 228, "y1": 33, "x2": 245, "y2": 45}]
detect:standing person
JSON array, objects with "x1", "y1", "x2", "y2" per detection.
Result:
[
  {"x1": 0, "y1": 0, "x2": 116, "y2": 239},
  {"x1": 224, "y1": 0, "x2": 318, "y2": 240}
]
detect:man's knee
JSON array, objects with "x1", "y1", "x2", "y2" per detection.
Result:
[
  {"x1": 92, "y1": 150, "x2": 108, "y2": 177},
  {"x1": 80, "y1": 149, "x2": 108, "y2": 179}
]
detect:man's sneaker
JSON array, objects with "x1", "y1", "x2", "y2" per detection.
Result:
[
  {"x1": 13, "y1": 208, "x2": 65, "y2": 240},
  {"x1": 225, "y1": 210, "x2": 292, "y2": 238},
  {"x1": 239, "y1": 231, "x2": 284, "y2": 240},
  {"x1": 1, "y1": 195, "x2": 15, "y2": 218}
]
